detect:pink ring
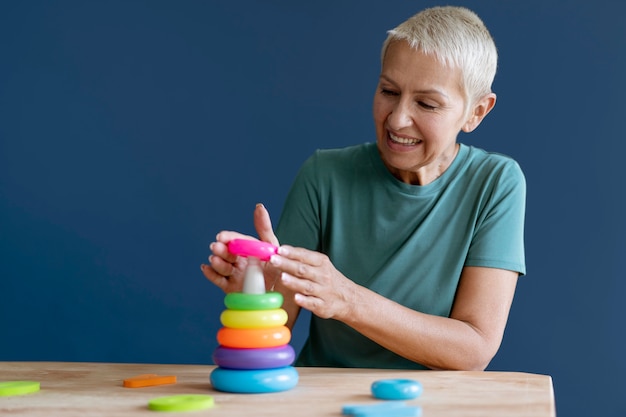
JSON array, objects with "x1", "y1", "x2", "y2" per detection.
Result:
[{"x1": 227, "y1": 239, "x2": 278, "y2": 261}]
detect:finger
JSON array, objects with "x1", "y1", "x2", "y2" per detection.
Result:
[
  {"x1": 210, "y1": 241, "x2": 238, "y2": 264},
  {"x1": 293, "y1": 293, "x2": 333, "y2": 320},
  {"x1": 282, "y1": 281, "x2": 327, "y2": 318},
  {"x1": 281, "y1": 272, "x2": 318, "y2": 296},
  {"x1": 269, "y1": 255, "x2": 315, "y2": 280},
  {"x1": 276, "y1": 245, "x2": 326, "y2": 267},
  {"x1": 208, "y1": 253, "x2": 238, "y2": 277},
  {"x1": 200, "y1": 264, "x2": 229, "y2": 291},
  {"x1": 215, "y1": 231, "x2": 253, "y2": 245},
  {"x1": 293, "y1": 292, "x2": 323, "y2": 312},
  {"x1": 254, "y1": 203, "x2": 280, "y2": 246}
]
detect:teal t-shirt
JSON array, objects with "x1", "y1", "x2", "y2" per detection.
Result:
[{"x1": 275, "y1": 142, "x2": 526, "y2": 369}]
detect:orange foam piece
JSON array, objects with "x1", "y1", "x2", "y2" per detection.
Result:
[{"x1": 123, "y1": 374, "x2": 177, "y2": 388}]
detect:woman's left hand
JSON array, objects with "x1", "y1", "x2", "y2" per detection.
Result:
[{"x1": 269, "y1": 245, "x2": 358, "y2": 320}]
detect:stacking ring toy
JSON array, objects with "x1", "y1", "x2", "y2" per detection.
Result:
[
  {"x1": 220, "y1": 308, "x2": 288, "y2": 329},
  {"x1": 217, "y1": 326, "x2": 291, "y2": 348},
  {"x1": 210, "y1": 366, "x2": 298, "y2": 393},
  {"x1": 371, "y1": 379, "x2": 423, "y2": 400},
  {"x1": 224, "y1": 292, "x2": 283, "y2": 310},
  {"x1": 227, "y1": 239, "x2": 278, "y2": 261},
  {"x1": 212, "y1": 345, "x2": 296, "y2": 370}
]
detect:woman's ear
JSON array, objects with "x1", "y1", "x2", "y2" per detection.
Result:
[{"x1": 462, "y1": 93, "x2": 497, "y2": 133}]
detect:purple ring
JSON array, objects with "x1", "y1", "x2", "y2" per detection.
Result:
[{"x1": 212, "y1": 345, "x2": 296, "y2": 370}]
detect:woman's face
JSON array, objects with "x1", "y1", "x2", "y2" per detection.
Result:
[{"x1": 373, "y1": 40, "x2": 469, "y2": 185}]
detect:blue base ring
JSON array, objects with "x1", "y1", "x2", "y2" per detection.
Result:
[
  {"x1": 213, "y1": 345, "x2": 295, "y2": 370},
  {"x1": 210, "y1": 366, "x2": 298, "y2": 393},
  {"x1": 371, "y1": 379, "x2": 423, "y2": 400}
]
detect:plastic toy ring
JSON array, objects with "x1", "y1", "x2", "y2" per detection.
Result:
[
  {"x1": 217, "y1": 326, "x2": 291, "y2": 348},
  {"x1": 210, "y1": 366, "x2": 298, "y2": 393},
  {"x1": 224, "y1": 292, "x2": 283, "y2": 311},
  {"x1": 148, "y1": 394, "x2": 214, "y2": 412},
  {"x1": 342, "y1": 402, "x2": 412, "y2": 415},
  {"x1": 220, "y1": 308, "x2": 288, "y2": 329},
  {"x1": 227, "y1": 239, "x2": 278, "y2": 261},
  {"x1": 371, "y1": 379, "x2": 423, "y2": 400},
  {"x1": 212, "y1": 345, "x2": 296, "y2": 369},
  {"x1": 0, "y1": 381, "x2": 40, "y2": 397}
]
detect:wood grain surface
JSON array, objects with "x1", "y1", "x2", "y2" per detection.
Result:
[{"x1": 0, "y1": 362, "x2": 555, "y2": 416}]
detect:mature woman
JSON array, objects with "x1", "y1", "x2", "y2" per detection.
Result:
[{"x1": 201, "y1": 6, "x2": 526, "y2": 371}]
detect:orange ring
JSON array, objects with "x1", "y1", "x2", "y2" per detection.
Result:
[{"x1": 217, "y1": 326, "x2": 291, "y2": 348}]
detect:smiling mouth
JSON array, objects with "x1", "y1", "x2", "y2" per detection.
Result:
[{"x1": 389, "y1": 132, "x2": 421, "y2": 146}]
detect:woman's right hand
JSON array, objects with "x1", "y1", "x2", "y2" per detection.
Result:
[
  {"x1": 201, "y1": 230, "x2": 253, "y2": 293},
  {"x1": 200, "y1": 204, "x2": 281, "y2": 293}
]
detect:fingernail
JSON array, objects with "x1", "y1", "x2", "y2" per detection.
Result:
[
  {"x1": 269, "y1": 255, "x2": 280, "y2": 266},
  {"x1": 209, "y1": 242, "x2": 215, "y2": 250},
  {"x1": 277, "y1": 246, "x2": 288, "y2": 256},
  {"x1": 281, "y1": 273, "x2": 290, "y2": 283}
]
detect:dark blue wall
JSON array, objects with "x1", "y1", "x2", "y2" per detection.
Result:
[{"x1": 1, "y1": 1, "x2": 624, "y2": 416}]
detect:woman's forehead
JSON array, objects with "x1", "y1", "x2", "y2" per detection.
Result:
[{"x1": 381, "y1": 41, "x2": 463, "y2": 95}]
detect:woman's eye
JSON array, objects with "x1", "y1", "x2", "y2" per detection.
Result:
[
  {"x1": 418, "y1": 101, "x2": 436, "y2": 110},
  {"x1": 380, "y1": 89, "x2": 398, "y2": 96}
]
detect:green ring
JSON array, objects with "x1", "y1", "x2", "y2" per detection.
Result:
[
  {"x1": 148, "y1": 394, "x2": 214, "y2": 412},
  {"x1": 224, "y1": 291, "x2": 283, "y2": 310},
  {"x1": 0, "y1": 381, "x2": 40, "y2": 397}
]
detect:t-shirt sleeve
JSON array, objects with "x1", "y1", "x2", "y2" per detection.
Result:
[
  {"x1": 465, "y1": 160, "x2": 527, "y2": 275},
  {"x1": 275, "y1": 151, "x2": 323, "y2": 251}
]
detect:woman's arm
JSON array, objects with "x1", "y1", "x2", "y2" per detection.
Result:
[{"x1": 270, "y1": 246, "x2": 518, "y2": 371}]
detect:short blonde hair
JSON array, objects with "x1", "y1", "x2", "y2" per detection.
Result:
[{"x1": 381, "y1": 6, "x2": 498, "y2": 103}]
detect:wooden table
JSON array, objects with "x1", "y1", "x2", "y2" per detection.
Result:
[{"x1": 0, "y1": 362, "x2": 555, "y2": 416}]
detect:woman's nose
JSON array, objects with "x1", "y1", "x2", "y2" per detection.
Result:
[{"x1": 388, "y1": 99, "x2": 413, "y2": 130}]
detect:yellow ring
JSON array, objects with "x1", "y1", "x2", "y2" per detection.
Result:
[
  {"x1": 220, "y1": 309, "x2": 288, "y2": 329},
  {"x1": 217, "y1": 326, "x2": 291, "y2": 348}
]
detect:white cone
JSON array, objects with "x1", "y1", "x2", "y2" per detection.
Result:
[{"x1": 242, "y1": 256, "x2": 265, "y2": 294}]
